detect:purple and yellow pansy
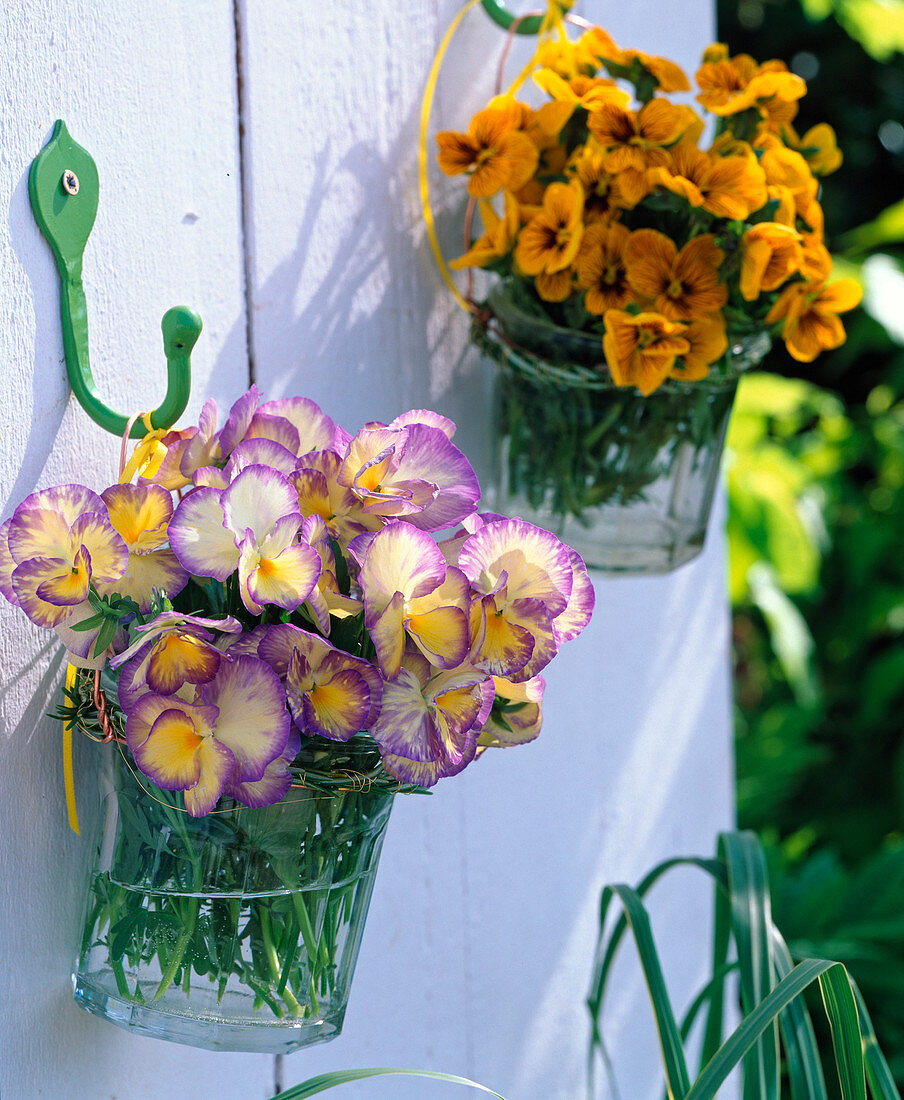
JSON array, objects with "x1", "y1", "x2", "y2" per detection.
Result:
[{"x1": 2, "y1": 387, "x2": 594, "y2": 813}]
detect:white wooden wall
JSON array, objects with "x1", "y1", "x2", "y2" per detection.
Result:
[{"x1": 0, "y1": 3, "x2": 729, "y2": 1098}]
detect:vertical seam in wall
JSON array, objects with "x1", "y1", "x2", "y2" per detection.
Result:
[{"x1": 233, "y1": 0, "x2": 256, "y2": 386}]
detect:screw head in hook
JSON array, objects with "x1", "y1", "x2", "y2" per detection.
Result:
[{"x1": 62, "y1": 170, "x2": 80, "y2": 195}]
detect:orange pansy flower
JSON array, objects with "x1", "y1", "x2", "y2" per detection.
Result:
[
  {"x1": 671, "y1": 316, "x2": 729, "y2": 381},
  {"x1": 740, "y1": 223, "x2": 803, "y2": 301},
  {"x1": 602, "y1": 310, "x2": 690, "y2": 395},
  {"x1": 588, "y1": 99, "x2": 689, "y2": 205},
  {"x1": 437, "y1": 102, "x2": 539, "y2": 199},
  {"x1": 695, "y1": 52, "x2": 759, "y2": 111},
  {"x1": 589, "y1": 98, "x2": 689, "y2": 174},
  {"x1": 624, "y1": 230, "x2": 727, "y2": 321},
  {"x1": 566, "y1": 146, "x2": 624, "y2": 222},
  {"x1": 450, "y1": 192, "x2": 520, "y2": 271},
  {"x1": 576, "y1": 223, "x2": 632, "y2": 314},
  {"x1": 534, "y1": 69, "x2": 629, "y2": 113},
  {"x1": 788, "y1": 122, "x2": 843, "y2": 176},
  {"x1": 535, "y1": 268, "x2": 575, "y2": 303},
  {"x1": 514, "y1": 180, "x2": 585, "y2": 278},
  {"x1": 622, "y1": 50, "x2": 691, "y2": 93},
  {"x1": 650, "y1": 142, "x2": 767, "y2": 220},
  {"x1": 697, "y1": 53, "x2": 804, "y2": 130},
  {"x1": 766, "y1": 275, "x2": 862, "y2": 363}
]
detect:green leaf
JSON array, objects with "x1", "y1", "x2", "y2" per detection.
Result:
[
  {"x1": 687, "y1": 959, "x2": 844, "y2": 1100},
  {"x1": 851, "y1": 979, "x2": 903, "y2": 1100},
  {"x1": 719, "y1": 832, "x2": 780, "y2": 1100},
  {"x1": 272, "y1": 1068, "x2": 507, "y2": 1099},
  {"x1": 606, "y1": 884, "x2": 691, "y2": 1098},
  {"x1": 769, "y1": 929, "x2": 828, "y2": 1100},
  {"x1": 818, "y1": 965, "x2": 866, "y2": 1100},
  {"x1": 93, "y1": 615, "x2": 118, "y2": 657}
]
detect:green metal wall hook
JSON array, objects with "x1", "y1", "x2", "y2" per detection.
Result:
[
  {"x1": 28, "y1": 120, "x2": 199, "y2": 439},
  {"x1": 480, "y1": 0, "x2": 567, "y2": 35}
]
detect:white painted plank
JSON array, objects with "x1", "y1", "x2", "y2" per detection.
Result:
[
  {"x1": 0, "y1": 3, "x2": 267, "y2": 1097},
  {"x1": 239, "y1": 1, "x2": 729, "y2": 1097}
]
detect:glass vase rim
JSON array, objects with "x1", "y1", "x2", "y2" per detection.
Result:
[{"x1": 484, "y1": 278, "x2": 771, "y2": 392}]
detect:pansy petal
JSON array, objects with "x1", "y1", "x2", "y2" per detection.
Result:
[
  {"x1": 97, "y1": 548, "x2": 189, "y2": 613},
  {"x1": 100, "y1": 483, "x2": 173, "y2": 550},
  {"x1": 553, "y1": 547, "x2": 595, "y2": 644},
  {"x1": 0, "y1": 519, "x2": 19, "y2": 605},
  {"x1": 12, "y1": 484, "x2": 104, "y2": 536},
  {"x1": 36, "y1": 544, "x2": 92, "y2": 606},
  {"x1": 68, "y1": 512, "x2": 128, "y2": 584},
  {"x1": 390, "y1": 424, "x2": 480, "y2": 531},
  {"x1": 480, "y1": 675, "x2": 545, "y2": 746},
  {"x1": 111, "y1": 611, "x2": 242, "y2": 670},
  {"x1": 388, "y1": 409, "x2": 457, "y2": 439},
  {"x1": 225, "y1": 753, "x2": 294, "y2": 808},
  {"x1": 146, "y1": 632, "x2": 221, "y2": 694},
  {"x1": 192, "y1": 465, "x2": 230, "y2": 491},
  {"x1": 168, "y1": 487, "x2": 238, "y2": 580},
  {"x1": 459, "y1": 518, "x2": 573, "y2": 615},
  {"x1": 257, "y1": 623, "x2": 324, "y2": 678},
  {"x1": 221, "y1": 465, "x2": 300, "y2": 543},
  {"x1": 8, "y1": 506, "x2": 72, "y2": 563},
  {"x1": 361, "y1": 523, "x2": 447, "y2": 618},
  {"x1": 370, "y1": 667, "x2": 435, "y2": 762},
  {"x1": 370, "y1": 590, "x2": 407, "y2": 681},
  {"x1": 201, "y1": 655, "x2": 290, "y2": 782},
  {"x1": 245, "y1": 412, "x2": 300, "y2": 454},
  {"x1": 184, "y1": 737, "x2": 236, "y2": 817},
  {"x1": 181, "y1": 399, "x2": 221, "y2": 477},
  {"x1": 469, "y1": 594, "x2": 534, "y2": 678},
  {"x1": 247, "y1": 540, "x2": 322, "y2": 611},
  {"x1": 407, "y1": 605, "x2": 469, "y2": 669},
  {"x1": 125, "y1": 693, "x2": 219, "y2": 755},
  {"x1": 507, "y1": 598, "x2": 559, "y2": 681},
  {"x1": 258, "y1": 396, "x2": 339, "y2": 455},
  {"x1": 216, "y1": 385, "x2": 261, "y2": 456},
  {"x1": 227, "y1": 437, "x2": 300, "y2": 476},
  {"x1": 302, "y1": 669, "x2": 370, "y2": 741},
  {"x1": 133, "y1": 708, "x2": 203, "y2": 790},
  {"x1": 13, "y1": 558, "x2": 84, "y2": 626},
  {"x1": 148, "y1": 426, "x2": 196, "y2": 490}
]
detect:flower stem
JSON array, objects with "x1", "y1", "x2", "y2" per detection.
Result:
[{"x1": 152, "y1": 896, "x2": 198, "y2": 1001}]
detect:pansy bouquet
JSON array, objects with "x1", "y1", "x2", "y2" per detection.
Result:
[
  {"x1": 432, "y1": 14, "x2": 861, "y2": 571},
  {"x1": 0, "y1": 387, "x2": 592, "y2": 1050}
]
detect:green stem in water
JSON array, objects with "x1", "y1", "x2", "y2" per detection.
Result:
[
  {"x1": 152, "y1": 896, "x2": 198, "y2": 1001},
  {"x1": 259, "y1": 905, "x2": 302, "y2": 1016}
]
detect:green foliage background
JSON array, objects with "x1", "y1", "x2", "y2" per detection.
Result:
[{"x1": 717, "y1": 0, "x2": 904, "y2": 1084}]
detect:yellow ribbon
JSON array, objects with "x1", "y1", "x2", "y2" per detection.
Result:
[
  {"x1": 63, "y1": 663, "x2": 80, "y2": 835},
  {"x1": 119, "y1": 412, "x2": 168, "y2": 484},
  {"x1": 419, "y1": 0, "x2": 574, "y2": 313}
]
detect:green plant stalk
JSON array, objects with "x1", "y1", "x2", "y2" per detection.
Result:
[
  {"x1": 77, "y1": 753, "x2": 392, "y2": 1033},
  {"x1": 588, "y1": 832, "x2": 902, "y2": 1100}
]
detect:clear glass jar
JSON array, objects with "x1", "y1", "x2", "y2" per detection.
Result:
[
  {"x1": 477, "y1": 281, "x2": 771, "y2": 574},
  {"x1": 73, "y1": 741, "x2": 394, "y2": 1053}
]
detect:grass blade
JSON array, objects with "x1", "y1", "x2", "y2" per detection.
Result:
[
  {"x1": 818, "y1": 965, "x2": 866, "y2": 1100},
  {"x1": 700, "y1": 862, "x2": 733, "y2": 1072},
  {"x1": 587, "y1": 857, "x2": 724, "y2": 1094},
  {"x1": 850, "y1": 979, "x2": 903, "y2": 1100},
  {"x1": 769, "y1": 928, "x2": 828, "y2": 1100},
  {"x1": 719, "y1": 832, "x2": 780, "y2": 1100},
  {"x1": 608, "y1": 884, "x2": 692, "y2": 1099},
  {"x1": 273, "y1": 1068, "x2": 507, "y2": 1099},
  {"x1": 687, "y1": 959, "x2": 841, "y2": 1100}
]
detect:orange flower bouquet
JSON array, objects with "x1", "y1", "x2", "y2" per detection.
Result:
[{"x1": 436, "y1": 17, "x2": 860, "y2": 573}]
